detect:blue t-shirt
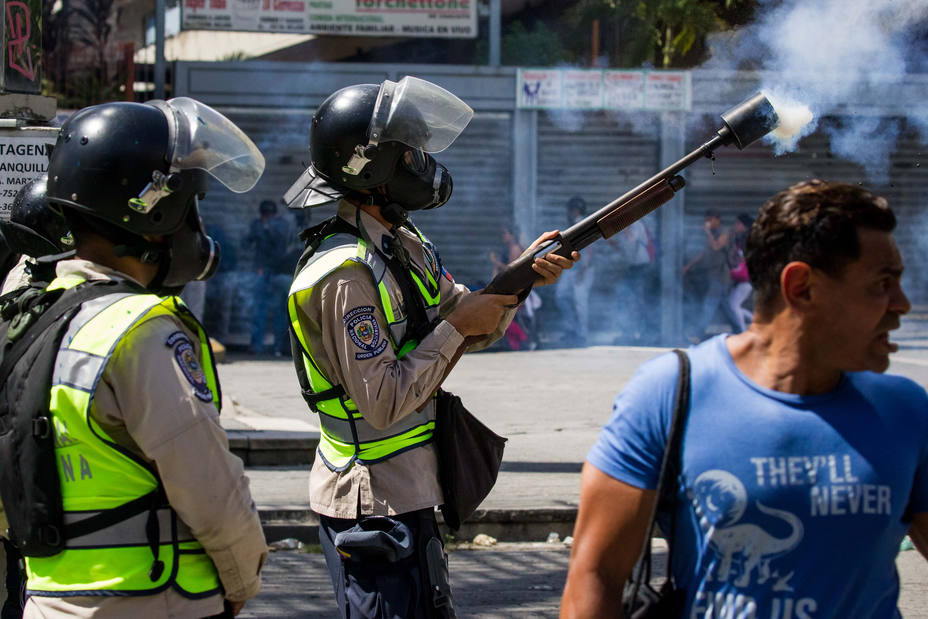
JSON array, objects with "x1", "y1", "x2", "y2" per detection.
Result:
[{"x1": 589, "y1": 335, "x2": 928, "y2": 619}]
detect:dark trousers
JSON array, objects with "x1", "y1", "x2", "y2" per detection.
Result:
[
  {"x1": 1, "y1": 539, "x2": 23, "y2": 619},
  {"x1": 319, "y1": 509, "x2": 451, "y2": 619}
]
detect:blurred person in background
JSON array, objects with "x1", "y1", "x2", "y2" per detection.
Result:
[
  {"x1": 554, "y1": 196, "x2": 594, "y2": 347},
  {"x1": 683, "y1": 209, "x2": 732, "y2": 342},
  {"x1": 609, "y1": 217, "x2": 656, "y2": 345},
  {"x1": 491, "y1": 225, "x2": 542, "y2": 350},
  {"x1": 727, "y1": 212, "x2": 754, "y2": 333},
  {"x1": 243, "y1": 199, "x2": 294, "y2": 355}
]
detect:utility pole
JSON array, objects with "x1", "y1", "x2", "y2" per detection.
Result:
[
  {"x1": 155, "y1": 0, "x2": 166, "y2": 99},
  {"x1": 0, "y1": 0, "x2": 59, "y2": 221},
  {"x1": 488, "y1": 0, "x2": 500, "y2": 67}
]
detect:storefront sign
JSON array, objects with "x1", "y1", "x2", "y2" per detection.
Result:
[{"x1": 181, "y1": 0, "x2": 477, "y2": 38}]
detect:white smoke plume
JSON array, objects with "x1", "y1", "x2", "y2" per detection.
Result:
[{"x1": 709, "y1": 0, "x2": 928, "y2": 181}]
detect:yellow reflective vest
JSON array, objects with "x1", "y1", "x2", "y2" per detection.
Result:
[
  {"x1": 25, "y1": 274, "x2": 222, "y2": 597},
  {"x1": 289, "y1": 226, "x2": 442, "y2": 471}
]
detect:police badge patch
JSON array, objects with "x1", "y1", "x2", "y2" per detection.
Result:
[
  {"x1": 343, "y1": 306, "x2": 388, "y2": 360},
  {"x1": 166, "y1": 331, "x2": 213, "y2": 402}
]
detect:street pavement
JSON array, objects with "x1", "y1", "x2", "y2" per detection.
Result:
[
  {"x1": 239, "y1": 543, "x2": 573, "y2": 618},
  {"x1": 239, "y1": 541, "x2": 928, "y2": 618},
  {"x1": 217, "y1": 316, "x2": 928, "y2": 617}
]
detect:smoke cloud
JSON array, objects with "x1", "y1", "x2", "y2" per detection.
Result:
[{"x1": 708, "y1": 0, "x2": 928, "y2": 182}]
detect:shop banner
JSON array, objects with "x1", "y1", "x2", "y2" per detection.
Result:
[
  {"x1": 181, "y1": 0, "x2": 477, "y2": 38},
  {"x1": 518, "y1": 68, "x2": 691, "y2": 112}
]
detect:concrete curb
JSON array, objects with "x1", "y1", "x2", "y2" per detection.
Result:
[
  {"x1": 228, "y1": 431, "x2": 319, "y2": 466},
  {"x1": 259, "y1": 507, "x2": 578, "y2": 545}
]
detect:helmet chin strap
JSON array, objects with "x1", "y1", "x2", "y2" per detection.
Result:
[
  {"x1": 112, "y1": 238, "x2": 175, "y2": 293},
  {"x1": 348, "y1": 189, "x2": 409, "y2": 227},
  {"x1": 145, "y1": 256, "x2": 178, "y2": 296},
  {"x1": 112, "y1": 239, "x2": 167, "y2": 266}
]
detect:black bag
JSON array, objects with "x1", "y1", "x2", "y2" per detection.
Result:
[
  {"x1": 0, "y1": 280, "x2": 139, "y2": 557},
  {"x1": 621, "y1": 349, "x2": 690, "y2": 618},
  {"x1": 434, "y1": 389, "x2": 506, "y2": 531}
]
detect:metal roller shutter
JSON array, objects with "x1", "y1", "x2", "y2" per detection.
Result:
[{"x1": 535, "y1": 110, "x2": 662, "y2": 341}]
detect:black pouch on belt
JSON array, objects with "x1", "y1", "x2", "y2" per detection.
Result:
[{"x1": 333, "y1": 516, "x2": 415, "y2": 563}]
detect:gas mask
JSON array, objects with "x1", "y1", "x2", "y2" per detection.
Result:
[
  {"x1": 385, "y1": 148, "x2": 453, "y2": 211},
  {"x1": 142, "y1": 197, "x2": 221, "y2": 296},
  {"x1": 161, "y1": 205, "x2": 220, "y2": 287}
]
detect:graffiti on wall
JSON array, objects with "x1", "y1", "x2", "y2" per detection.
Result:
[{"x1": 3, "y1": 0, "x2": 41, "y2": 92}]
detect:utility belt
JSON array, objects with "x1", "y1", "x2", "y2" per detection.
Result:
[{"x1": 333, "y1": 509, "x2": 454, "y2": 617}]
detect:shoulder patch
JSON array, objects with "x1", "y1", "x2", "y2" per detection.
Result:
[
  {"x1": 343, "y1": 306, "x2": 388, "y2": 360},
  {"x1": 441, "y1": 266, "x2": 454, "y2": 283},
  {"x1": 165, "y1": 331, "x2": 213, "y2": 402},
  {"x1": 423, "y1": 244, "x2": 439, "y2": 278}
]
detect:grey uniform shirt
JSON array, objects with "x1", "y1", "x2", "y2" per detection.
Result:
[
  {"x1": 24, "y1": 259, "x2": 267, "y2": 619},
  {"x1": 294, "y1": 203, "x2": 515, "y2": 519}
]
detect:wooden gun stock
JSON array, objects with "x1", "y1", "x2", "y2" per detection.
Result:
[{"x1": 484, "y1": 175, "x2": 684, "y2": 296}]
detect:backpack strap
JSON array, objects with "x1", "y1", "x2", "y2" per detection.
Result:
[{"x1": 0, "y1": 280, "x2": 144, "y2": 384}]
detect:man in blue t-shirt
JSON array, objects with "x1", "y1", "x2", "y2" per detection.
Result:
[{"x1": 561, "y1": 180, "x2": 928, "y2": 619}]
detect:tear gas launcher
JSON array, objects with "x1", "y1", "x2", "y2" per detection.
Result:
[{"x1": 485, "y1": 92, "x2": 781, "y2": 297}]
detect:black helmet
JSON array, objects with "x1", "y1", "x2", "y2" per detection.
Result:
[
  {"x1": 0, "y1": 175, "x2": 71, "y2": 258},
  {"x1": 311, "y1": 84, "x2": 395, "y2": 192},
  {"x1": 47, "y1": 98, "x2": 265, "y2": 291},
  {"x1": 48, "y1": 99, "x2": 263, "y2": 236},
  {"x1": 284, "y1": 76, "x2": 473, "y2": 219}
]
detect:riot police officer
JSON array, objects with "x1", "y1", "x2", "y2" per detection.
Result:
[
  {"x1": 11, "y1": 99, "x2": 268, "y2": 618},
  {"x1": 0, "y1": 174, "x2": 73, "y2": 293},
  {"x1": 0, "y1": 174, "x2": 75, "y2": 619},
  {"x1": 284, "y1": 77, "x2": 577, "y2": 618}
]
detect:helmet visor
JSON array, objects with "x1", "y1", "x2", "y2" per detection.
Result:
[
  {"x1": 372, "y1": 77, "x2": 473, "y2": 153},
  {"x1": 164, "y1": 97, "x2": 265, "y2": 193}
]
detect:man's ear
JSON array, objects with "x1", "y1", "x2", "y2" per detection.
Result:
[{"x1": 781, "y1": 261, "x2": 813, "y2": 310}]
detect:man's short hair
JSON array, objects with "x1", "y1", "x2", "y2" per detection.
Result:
[
  {"x1": 745, "y1": 179, "x2": 895, "y2": 311},
  {"x1": 259, "y1": 200, "x2": 277, "y2": 216},
  {"x1": 704, "y1": 208, "x2": 721, "y2": 219}
]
